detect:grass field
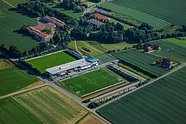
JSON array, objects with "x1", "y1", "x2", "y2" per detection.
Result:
[
  {"x1": 0, "y1": 1, "x2": 39, "y2": 51},
  {"x1": 0, "y1": 53, "x2": 14, "y2": 69},
  {"x1": 14, "y1": 86, "x2": 88, "y2": 124},
  {"x1": 46, "y1": 2, "x2": 82, "y2": 19},
  {"x1": 99, "y1": 2, "x2": 170, "y2": 28},
  {"x1": 0, "y1": 67, "x2": 38, "y2": 96},
  {"x1": 112, "y1": 49, "x2": 168, "y2": 76},
  {"x1": 151, "y1": 39, "x2": 186, "y2": 62},
  {"x1": 97, "y1": 66, "x2": 186, "y2": 124},
  {"x1": 5, "y1": 0, "x2": 26, "y2": 6},
  {"x1": 109, "y1": 0, "x2": 186, "y2": 26},
  {"x1": 0, "y1": 97, "x2": 42, "y2": 124},
  {"x1": 68, "y1": 41, "x2": 104, "y2": 56},
  {"x1": 27, "y1": 51, "x2": 76, "y2": 74},
  {"x1": 60, "y1": 68, "x2": 125, "y2": 96},
  {"x1": 165, "y1": 37, "x2": 186, "y2": 48}
]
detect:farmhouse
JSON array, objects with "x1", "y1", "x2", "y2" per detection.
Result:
[
  {"x1": 160, "y1": 58, "x2": 176, "y2": 69},
  {"x1": 46, "y1": 57, "x2": 99, "y2": 77},
  {"x1": 42, "y1": 16, "x2": 65, "y2": 27},
  {"x1": 27, "y1": 23, "x2": 56, "y2": 42},
  {"x1": 144, "y1": 43, "x2": 161, "y2": 53},
  {"x1": 94, "y1": 13, "x2": 109, "y2": 21},
  {"x1": 87, "y1": 19, "x2": 105, "y2": 27}
]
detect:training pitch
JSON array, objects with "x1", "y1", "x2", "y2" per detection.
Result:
[
  {"x1": 27, "y1": 51, "x2": 76, "y2": 74},
  {"x1": 60, "y1": 67, "x2": 125, "y2": 97}
]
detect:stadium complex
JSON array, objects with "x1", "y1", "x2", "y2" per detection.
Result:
[{"x1": 46, "y1": 49, "x2": 99, "y2": 78}]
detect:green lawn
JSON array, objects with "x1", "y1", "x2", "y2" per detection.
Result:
[
  {"x1": 151, "y1": 39, "x2": 186, "y2": 62},
  {"x1": 99, "y1": 2, "x2": 170, "y2": 28},
  {"x1": 0, "y1": 98, "x2": 42, "y2": 124},
  {"x1": 0, "y1": 67, "x2": 38, "y2": 96},
  {"x1": 97, "y1": 66, "x2": 186, "y2": 124},
  {"x1": 0, "y1": 1, "x2": 39, "y2": 51},
  {"x1": 68, "y1": 40, "x2": 105, "y2": 56},
  {"x1": 112, "y1": 49, "x2": 168, "y2": 76},
  {"x1": 61, "y1": 68, "x2": 124, "y2": 96},
  {"x1": 27, "y1": 52, "x2": 76, "y2": 74}
]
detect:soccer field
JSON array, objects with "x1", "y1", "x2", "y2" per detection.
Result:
[
  {"x1": 27, "y1": 51, "x2": 76, "y2": 74},
  {"x1": 97, "y1": 66, "x2": 186, "y2": 124},
  {"x1": 61, "y1": 68, "x2": 124, "y2": 96}
]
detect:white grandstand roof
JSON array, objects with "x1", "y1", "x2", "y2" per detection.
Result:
[{"x1": 46, "y1": 58, "x2": 92, "y2": 75}]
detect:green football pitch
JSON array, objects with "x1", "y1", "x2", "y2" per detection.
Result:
[
  {"x1": 27, "y1": 52, "x2": 76, "y2": 74},
  {"x1": 61, "y1": 68, "x2": 124, "y2": 96}
]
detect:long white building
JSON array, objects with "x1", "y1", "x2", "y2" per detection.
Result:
[{"x1": 46, "y1": 58, "x2": 99, "y2": 77}]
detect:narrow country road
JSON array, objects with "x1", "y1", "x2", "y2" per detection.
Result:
[{"x1": 0, "y1": 84, "x2": 47, "y2": 100}]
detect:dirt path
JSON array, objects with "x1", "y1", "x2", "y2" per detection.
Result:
[{"x1": 2, "y1": 0, "x2": 15, "y2": 8}]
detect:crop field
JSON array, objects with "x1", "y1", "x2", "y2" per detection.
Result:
[
  {"x1": 14, "y1": 86, "x2": 88, "y2": 124},
  {"x1": 108, "y1": 0, "x2": 186, "y2": 26},
  {"x1": 0, "y1": 97, "x2": 42, "y2": 124},
  {"x1": 0, "y1": 67, "x2": 38, "y2": 96},
  {"x1": 99, "y1": 2, "x2": 170, "y2": 28},
  {"x1": 0, "y1": 1, "x2": 39, "y2": 51},
  {"x1": 60, "y1": 68, "x2": 125, "y2": 96},
  {"x1": 97, "y1": 66, "x2": 186, "y2": 124},
  {"x1": 78, "y1": 114, "x2": 106, "y2": 124},
  {"x1": 96, "y1": 53, "x2": 116, "y2": 64},
  {"x1": 68, "y1": 41, "x2": 104, "y2": 56},
  {"x1": 151, "y1": 39, "x2": 186, "y2": 62},
  {"x1": 27, "y1": 51, "x2": 76, "y2": 74},
  {"x1": 165, "y1": 37, "x2": 186, "y2": 48},
  {"x1": 6, "y1": 0, "x2": 26, "y2": 6},
  {"x1": 112, "y1": 49, "x2": 168, "y2": 76}
]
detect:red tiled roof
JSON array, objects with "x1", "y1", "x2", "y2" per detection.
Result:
[
  {"x1": 94, "y1": 13, "x2": 108, "y2": 20},
  {"x1": 44, "y1": 16, "x2": 65, "y2": 27}
]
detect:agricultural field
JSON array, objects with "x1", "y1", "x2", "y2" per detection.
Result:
[
  {"x1": 151, "y1": 39, "x2": 186, "y2": 62},
  {"x1": 5, "y1": 0, "x2": 26, "y2": 6},
  {"x1": 112, "y1": 49, "x2": 168, "y2": 76},
  {"x1": 165, "y1": 37, "x2": 186, "y2": 48},
  {"x1": 109, "y1": 19, "x2": 133, "y2": 30},
  {"x1": 97, "y1": 66, "x2": 186, "y2": 124},
  {"x1": 99, "y1": 2, "x2": 170, "y2": 28},
  {"x1": 59, "y1": 67, "x2": 126, "y2": 97},
  {"x1": 14, "y1": 86, "x2": 88, "y2": 124},
  {"x1": 68, "y1": 41, "x2": 104, "y2": 56},
  {"x1": 96, "y1": 53, "x2": 116, "y2": 64},
  {"x1": 0, "y1": 97, "x2": 42, "y2": 124},
  {"x1": 27, "y1": 51, "x2": 76, "y2": 74},
  {"x1": 110, "y1": 0, "x2": 186, "y2": 26},
  {"x1": 0, "y1": 86, "x2": 88, "y2": 124},
  {"x1": 0, "y1": 1, "x2": 39, "y2": 51},
  {"x1": 0, "y1": 53, "x2": 38, "y2": 96},
  {"x1": 78, "y1": 114, "x2": 106, "y2": 124}
]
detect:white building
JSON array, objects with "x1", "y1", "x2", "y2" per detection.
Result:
[{"x1": 46, "y1": 58, "x2": 99, "y2": 77}]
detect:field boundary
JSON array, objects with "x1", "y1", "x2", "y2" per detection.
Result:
[
  {"x1": 25, "y1": 49, "x2": 65, "y2": 61},
  {"x1": 95, "y1": 63, "x2": 186, "y2": 110},
  {"x1": 2, "y1": 0, "x2": 15, "y2": 8}
]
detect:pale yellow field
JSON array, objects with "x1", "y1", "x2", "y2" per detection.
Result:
[
  {"x1": 78, "y1": 114, "x2": 106, "y2": 124},
  {"x1": 14, "y1": 86, "x2": 88, "y2": 124}
]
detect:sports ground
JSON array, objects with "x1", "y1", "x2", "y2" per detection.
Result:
[
  {"x1": 60, "y1": 68, "x2": 125, "y2": 97},
  {"x1": 0, "y1": 86, "x2": 88, "y2": 124},
  {"x1": 27, "y1": 51, "x2": 76, "y2": 74},
  {"x1": 97, "y1": 66, "x2": 186, "y2": 124}
]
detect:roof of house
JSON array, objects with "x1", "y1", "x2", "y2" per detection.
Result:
[
  {"x1": 94, "y1": 13, "x2": 108, "y2": 20},
  {"x1": 44, "y1": 16, "x2": 65, "y2": 27},
  {"x1": 27, "y1": 26, "x2": 49, "y2": 38},
  {"x1": 87, "y1": 19, "x2": 105, "y2": 27}
]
